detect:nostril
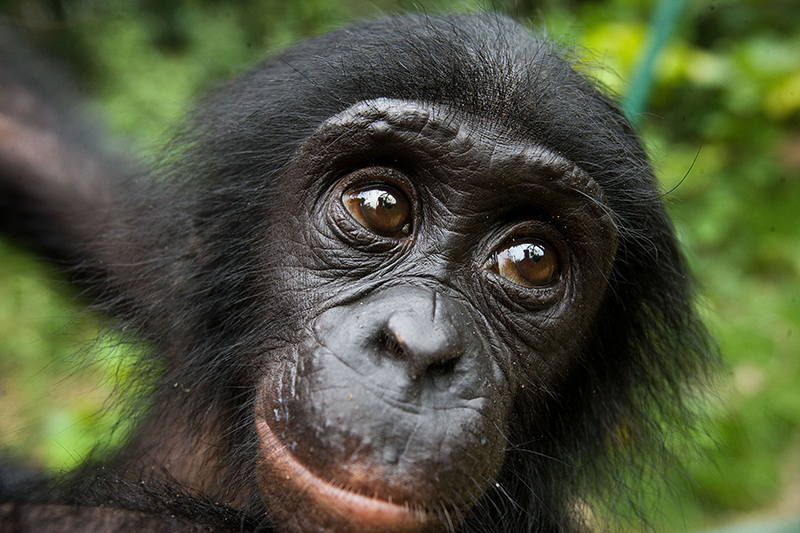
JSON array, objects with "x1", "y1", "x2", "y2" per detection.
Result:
[
  {"x1": 378, "y1": 328, "x2": 407, "y2": 360},
  {"x1": 426, "y1": 356, "x2": 459, "y2": 378}
]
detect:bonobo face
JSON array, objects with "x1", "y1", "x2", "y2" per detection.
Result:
[{"x1": 255, "y1": 98, "x2": 618, "y2": 533}]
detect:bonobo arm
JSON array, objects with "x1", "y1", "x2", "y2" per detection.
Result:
[
  {"x1": 0, "y1": 27, "x2": 125, "y2": 268},
  {"x1": 0, "y1": 27, "x2": 176, "y2": 329}
]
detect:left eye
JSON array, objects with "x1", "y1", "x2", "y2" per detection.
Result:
[
  {"x1": 493, "y1": 238, "x2": 559, "y2": 287},
  {"x1": 342, "y1": 183, "x2": 411, "y2": 237}
]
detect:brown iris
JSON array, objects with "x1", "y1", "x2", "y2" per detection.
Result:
[
  {"x1": 342, "y1": 183, "x2": 411, "y2": 237},
  {"x1": 494, "y1": 238, "x2": 559, "y2": 287}
]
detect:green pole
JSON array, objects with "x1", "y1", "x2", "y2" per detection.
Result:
[{"x1": 623, "y1": 0, "x2": 687, "y2": 124}]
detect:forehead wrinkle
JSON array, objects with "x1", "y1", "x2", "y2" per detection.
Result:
[
  {"x1": 315, "y1": 98, "x2": 604, "y2": 204},
  {"x1": 320, "y1": 98, "x2": 460, "y2": 142}
]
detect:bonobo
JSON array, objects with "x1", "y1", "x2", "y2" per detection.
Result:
[{"x1": 0, "y1": 12, "x2": 713, "y2": 533}]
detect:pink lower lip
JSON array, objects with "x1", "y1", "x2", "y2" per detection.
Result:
[{"x1": 255, "y1": 417, "x2": 434, "y2": 531}]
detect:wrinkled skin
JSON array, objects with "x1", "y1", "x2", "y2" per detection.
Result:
[{"x1": 0, "y1": 13, "x2": 712, "y2": 533}]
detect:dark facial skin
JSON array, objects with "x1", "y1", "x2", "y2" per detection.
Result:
[{"x1": 253, "y1": 99, "x2": 617, "y2": 533}]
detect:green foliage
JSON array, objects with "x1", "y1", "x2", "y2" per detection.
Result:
[
  {"x1": 0, "y1": 240, "x2": 133, "y2": 468},
  {"x1": 0, "y1": 0, "x2": 798, "y2": 531}
]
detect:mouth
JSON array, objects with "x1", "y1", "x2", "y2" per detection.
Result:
[{"x1": 255, "y1": 416, "x2": 438, "y2": 532}]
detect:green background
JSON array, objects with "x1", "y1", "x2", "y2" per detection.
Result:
[{"x1": 0, "y1": 0, "x2": 798, "y2": 531}]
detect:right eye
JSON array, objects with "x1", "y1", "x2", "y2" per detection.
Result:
[{"x1": 342, "y1": 183, "x2": 412, "y2": 238}]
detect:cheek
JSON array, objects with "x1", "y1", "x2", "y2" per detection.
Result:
[{"x1": 480, "y1": 262, "x2": 614, "y2": 390}]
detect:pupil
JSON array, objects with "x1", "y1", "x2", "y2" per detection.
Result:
[
  {"x1": 377, "y1": 192, "x2": 396, "y2": 210},
  {"x1": 509, "y1": 243, "x2": 545, "y2": 263},
  {"x1": 526, "y1": 244, "x2": 545, "y2": 262}
]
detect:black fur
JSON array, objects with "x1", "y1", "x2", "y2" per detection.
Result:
[{"x1": 0, "y1": 13, "x2": 714, "y2": 533}]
